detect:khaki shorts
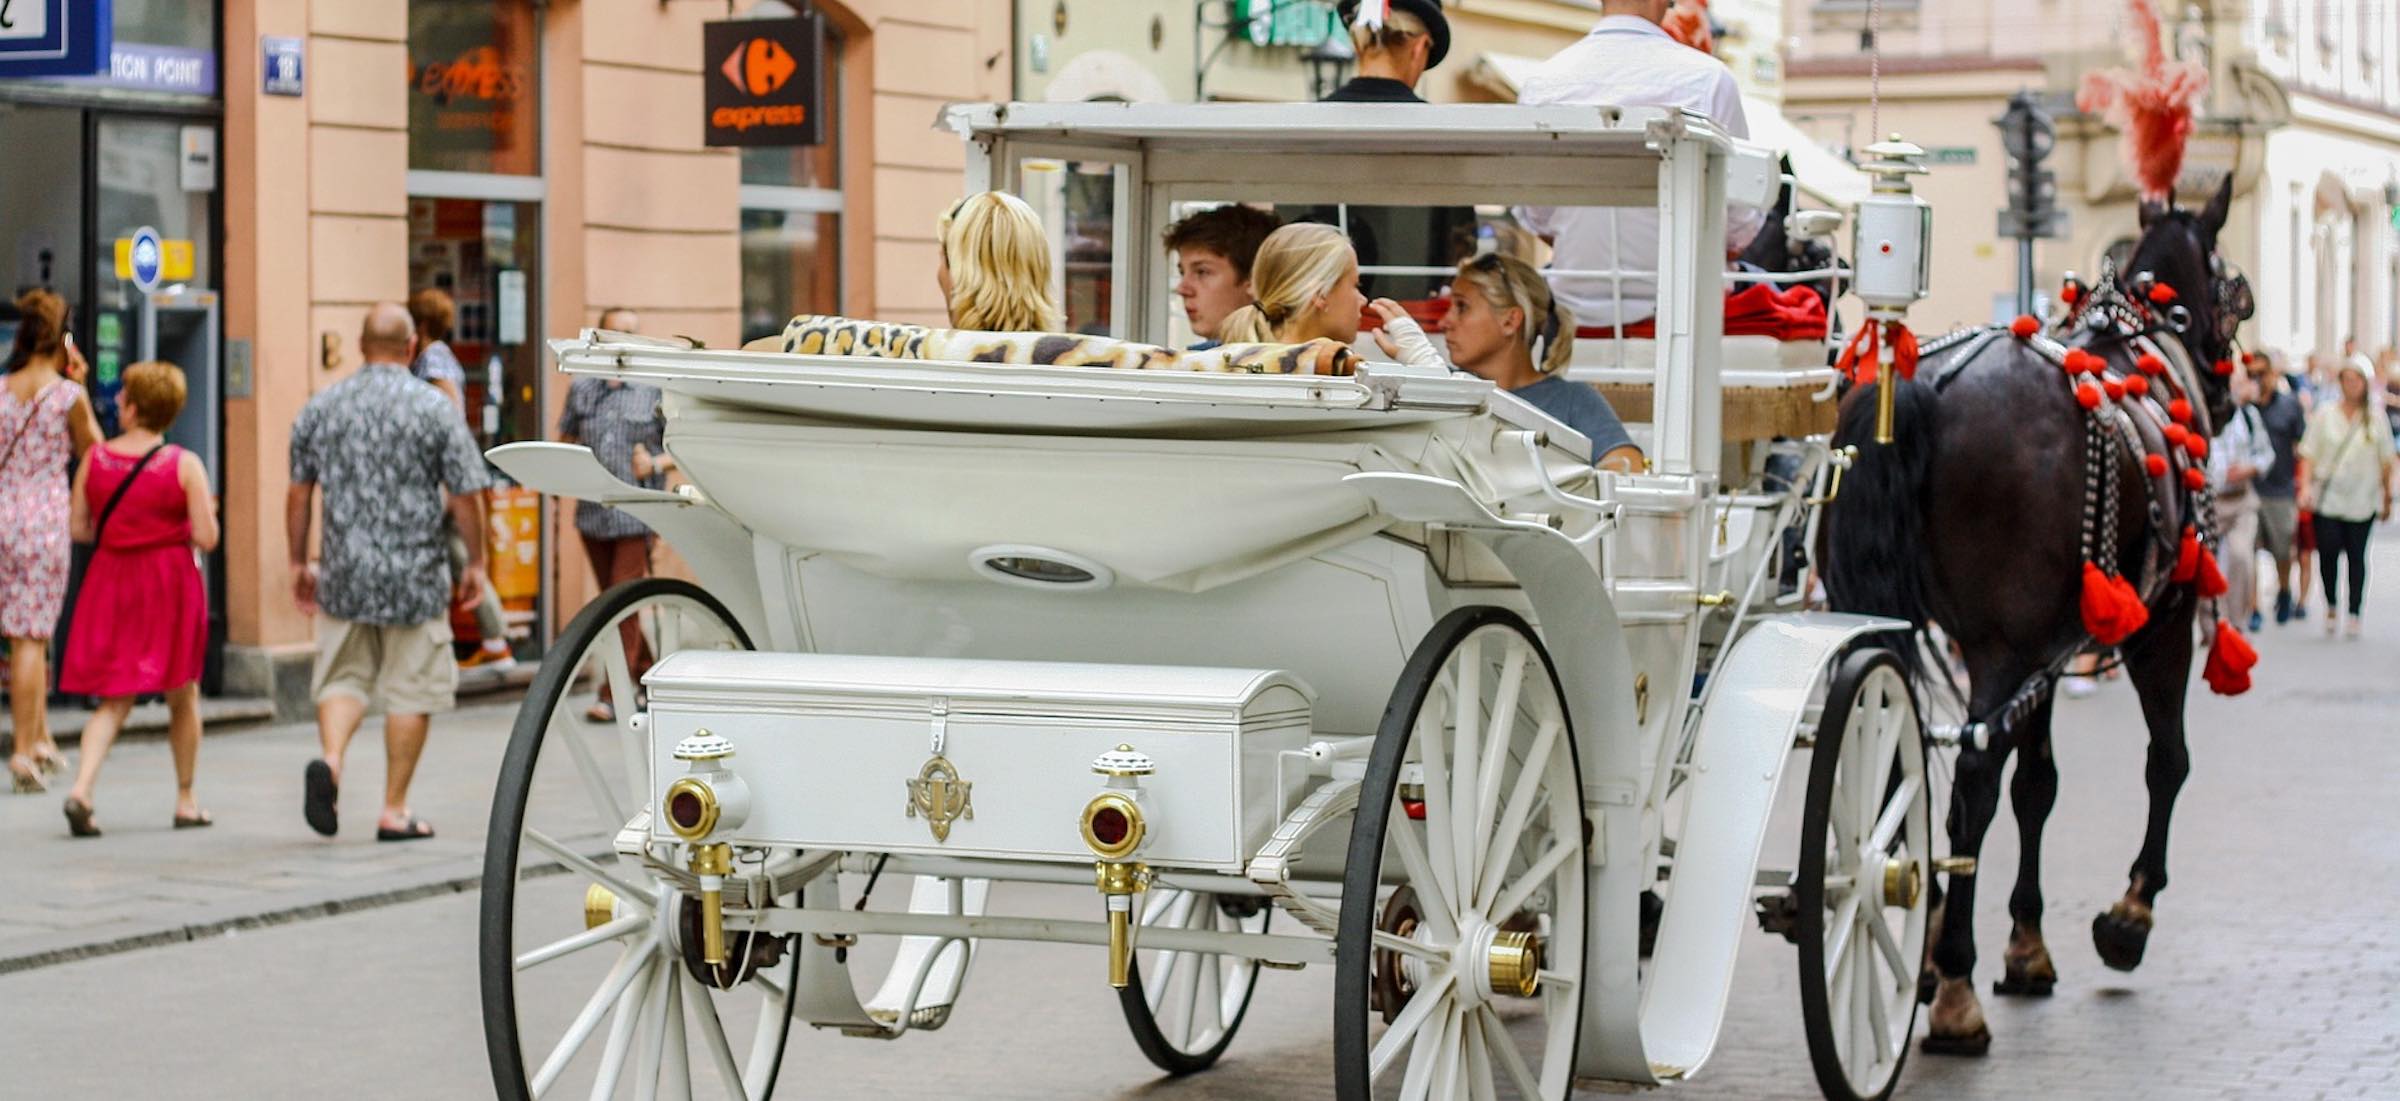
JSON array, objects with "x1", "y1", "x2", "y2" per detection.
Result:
[
  {"x1": 2257, "y1": 495, "x2": 2298, "y2": 563},
  {"x1": 312, "y1": 616, "x2": 459, "y2": 715}
]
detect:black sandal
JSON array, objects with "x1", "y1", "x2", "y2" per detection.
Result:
[
  {"x1": 63, "y1": 796, "x2": 101, "y2": 838},
  {"x1": 303, "y1": 759, "x2": 339, "y2": 837},
  {"x1": 377, "y1": 816, "x2": 435, "y2": 842},
  {"x1": 173, "y1": 810, "x2": 214, "y2": 829}
]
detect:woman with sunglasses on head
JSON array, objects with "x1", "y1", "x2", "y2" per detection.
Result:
[{"x1": 1441, "y1": 252, "x2": 1643, "y2": 472}]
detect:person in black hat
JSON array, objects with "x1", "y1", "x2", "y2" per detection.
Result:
[
  {"x1": 1289, "y1": 1, "x2": 1476, "y2": 309},
  {"x1": 1324, "y1": 0, "x2": 1451, "y2": 103}
]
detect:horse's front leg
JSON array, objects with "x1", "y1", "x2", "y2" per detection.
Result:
[
  {"x1": 2095, "y1": 612, "x2": 2197, "y2": 971},
  {"x1": 1995, "y1": 694, "x2": 2061, "y2": 997}
]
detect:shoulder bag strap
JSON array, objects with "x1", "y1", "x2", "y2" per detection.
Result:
[{"x1": 89, "y1": 443, "x2": 171, "y2": 550}]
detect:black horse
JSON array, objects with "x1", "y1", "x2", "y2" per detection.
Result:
[{"x1": 1820, "y1": 174, "x2": 2245, "y2": 1055}]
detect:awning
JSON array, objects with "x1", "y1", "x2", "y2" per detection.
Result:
[{"x1": 1467, "y1": 52, "x2": 1871, "y2": 211}]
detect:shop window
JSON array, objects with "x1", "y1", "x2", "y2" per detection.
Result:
[
  {"x1": 409, "y1": 0, "x2": 542, "y2": 176},
  {"x1": 113, "y1": 0, "x2": 216, "y2": 53},
  {"x1": 738, "y1": 8, "x2": 842, "y2": 341}
]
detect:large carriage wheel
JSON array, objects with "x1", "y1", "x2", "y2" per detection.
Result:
[
  {"x1": 1116, "y1": 889, "x2": 1272, "y2": 1074},
  {"x1": 481, "y1": 578, "x2": 796, "y2": 1100},
  {"x1": 1335, "y1": 607, "x2": 1587, "y2": 1101},
  {"x1": 1796, "y1": 648, "x2": 1932, "y2": 1101}
]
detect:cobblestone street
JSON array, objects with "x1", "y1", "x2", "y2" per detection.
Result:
[{"x1": 3, "y1": 542, "x2": 2397, "y2": 1099}]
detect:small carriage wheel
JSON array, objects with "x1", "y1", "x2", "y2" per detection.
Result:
[
  {"x1": 1116, "y1": 889, "x2": 1272, "y2": 1074},
  {"x1": 1796, "y1": 648, "x2": 1932, "y2": 1101},
  {"x1": 1335, "y1": 606, "x2": 1587, "y2": 1101},
  {"x1": 481, "y1": 578, "x2": 798, "y2": 1100}
]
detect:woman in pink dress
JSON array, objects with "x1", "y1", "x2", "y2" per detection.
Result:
[
  {"x1": 58, "y1": 361, "x2": 217, "y2": 835},
  {"x1": 3, "y1": 289, "x2": 101, "y2": 793}
]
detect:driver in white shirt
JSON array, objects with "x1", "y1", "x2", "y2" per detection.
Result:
[{"x1": 1512, "y1": 0, "x2": 1765, "y2": 329}]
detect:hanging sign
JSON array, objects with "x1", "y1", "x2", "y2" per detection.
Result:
[
  {"x1": 703, "y1": 15, "x2": 823, "y2": 147},
  {"x1": 0, "y1": 0, "x2": 107, "y2": 79}
]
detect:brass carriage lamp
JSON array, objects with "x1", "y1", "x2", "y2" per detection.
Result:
[
  {"x1": 1852, "y1": 135, "x2": 1934, "y2": 443},
  {"x1": 1079, "y1": 744, "x2": 1155, "y2": 989},
  {"x1": 664, "y1": 731, "x2": 753, "y2": 968}
]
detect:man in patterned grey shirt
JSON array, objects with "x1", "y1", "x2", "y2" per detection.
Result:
[{"x1": 287, "y1": 302, "x2": 491, "y2": 841}]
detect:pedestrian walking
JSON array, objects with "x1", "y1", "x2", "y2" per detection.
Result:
[
  {"x1": 2294, "y1": 354, "x2": 2397, "y2": 638},
  {"x1": 2208, "y1": 367, "x2": 2275, "y2": 633},
  {"x1": 558, "y1": 307, "x2": 665, "y2": 725},
  {"x1": 3, "y1": 289, "x2": 101, "y2": 793},
  {"x1": 57, "y1": 361, "x2": 216, "y2": 836},
  {"x1": 288, "y1": 303, "x2": 491, "y2": 839},
  {"x1": 936, "y1": 191, "x2": 1062, "y2": 333},
  {"x1": 410, "y1": 287, "x2": 514, "y2": 672},
  {"x1": 2247, "y1": 351, "x2": 2307, "y2": 624}
]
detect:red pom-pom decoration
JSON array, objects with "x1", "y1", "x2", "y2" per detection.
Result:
[
  {"x1": 2059, "y1": 350, "x2": 2086, "y2": 375},
  {"x1": 2169, "y1": 398, "x2": 2192, "y2": 424},
  {"x1": 2148, "y1": 283, "x2": 2179, "y2": 304},
  {"x1": 2104, "y1": 379, "x2": 2127, "y2": 401},
  {"x1": 2136, "y1": 353, "x2": 2167, "y2": 376},
  {"x1": 2203, "y1": 619, "x2": 2258, "y2": 696},
  {"x1": 2172, "y1": 525, "x2": 2199, "y2": 581},
  {"x1": 2126, "y1": 375, "x2": 2151, "y2": 396},
  {"x1": 2165, "y1": 424, "x2": 2189, "y2": 448},
  {"x1": 2080, "y1": 562, "x2": 2150, "y2": 646},
  {"x1": 2183, "y1": 467, "x2": 2208, "y2": 492},
  {"x1": 2011, "y1": 315, "x2": 2041, "y2": 339},
  {"x1": 2061, "y1": 283, "x2": 2082, "y2": 305},
  {"x1": 2213, "y1": 358, "x2": 2235, "y2": 376},
  {"x1": 2076, "y1": 383, "x2": 2104, "y2": 410},
  {"x1": 2196, "y1": 546, "x2": 2228, "y2": 597},
  {"x1": 2186, "y1": 435, "x2": 2209, "y2": 459},
  {"x1": 2145, "y1": 453, "x2": 2170, "y2": 478}
]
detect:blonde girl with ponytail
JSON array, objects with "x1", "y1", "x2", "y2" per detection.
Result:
[
  {"x1": 1442, "y1": 252, "x2": 1642, "y2": 471},
  {"x1": 1217, "y1": 223, "x2": 1448, "y2": 371},
  {"x1": 936, "y1": 191, "x2": 1063, "y2": 333}
]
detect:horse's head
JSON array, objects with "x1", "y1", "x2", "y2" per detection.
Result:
[{"x1": 2125, "y1": 173, "x2": 2251, "y2": 428}]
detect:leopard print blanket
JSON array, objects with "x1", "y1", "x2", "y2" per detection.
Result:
[{"x1": 758, "y1": 314, "x2": 1357, "y2": 377}]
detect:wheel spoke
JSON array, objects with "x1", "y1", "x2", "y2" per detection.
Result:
[
  {"x1": 682, "y1": 978, "x2": 752, "y2": 1101},
  {"x1": 634, "y1": 958, "x2": 672, "y2": 1101},
  {"x1": 1821, "y1": 889, "x2": 1861, "y2": 981},
  {"x1": 1476, "y1": 1006, "x2": 1541, "y2": 1100},
  {"x1": 1863, "y1": 898, "x2": 1911, "y2": 978},
  {"x1": 1462, "y1": 1013, "x2": 1497, "y2": 1101},
  {"x1": 547, "y1": 702, "x2": 633, "y2": 838},
  {"x1": 1850, "y1": 917, "x2": 1875, "y2": 1080},
  {"x1": 533, "y1": 932, "x2": 657, "y2": 1098},
  {"x1": 1194, "y1": 939, "x2": 1224, "y2": 1048},
  {"x1": 1389, "y1": 817, "x2": 1460, "y2": 942},
  {"x1": 525, "y1": 827, "x2": 654, "y2": 906},
  {"x1": 519, "y1": 914, "x2": 651, "y2": 972},
  {"x1": 582, "y1": 946, "x2": 657, "y2": 1101},
  {"x1": 1450, "y1": 640, "x2": 1483, "y2": 899},
  {"x1": 1373, "y1": 929, "x2": 1451, "y2": 965},
  {"x1": 1476, "y1": 642, "x2": 1529, "y2": 835},
  {"x1": 1866, "y1": 774, "x2": 1922, "y2": 856},
  {"x1": 1398, "y1": 1000, "x2": 1456, "y2": 1101},
  {"x1": 1476, "y1": 716, "x2": 1562, "y2": 912},
  {"x1": 660, "y1": 962, "x2": 691, "y2": 1101},
  {"x1": 1369, "y1": 968, "x2": 1456, "y2": 1083},
  {"x1": 1864, "y1": 928, "x2": 1893, "y2": 1073},
  {"x1": 1489, "y1": 840, "x2": 1574, "y2": 926},
  {"x1": 598, "y1": 618, "x2": 646, "y2": 803},
  {"x1": 742, "y1": 965, "x2": 789, "y2": 1097},
  {"x1": 1418, "y1": 681, "x2": 1465, "y2": 926}
]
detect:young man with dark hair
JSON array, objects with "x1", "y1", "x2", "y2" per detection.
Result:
[{"x1": 1162, "y1": 204, "x2": 1281, "y2": 347}]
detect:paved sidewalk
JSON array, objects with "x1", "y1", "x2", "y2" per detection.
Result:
[{"x1": 0, "y1": 696, "x2": 528, "y2": 973}]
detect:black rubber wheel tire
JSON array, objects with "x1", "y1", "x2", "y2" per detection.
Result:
[
  {"x1": 480, "y1": 578, "x2": 791, "y2": 1100},
  {"x1": 1796, "y1": 646, "x2": 1928, "y2": 1101},
  {"x1": 1333, "y1": 605, "x2": 1584, "y2": 1101},
  {"x1": 1116, "y1": 895, "x2": 1270, "y2": 1075}
]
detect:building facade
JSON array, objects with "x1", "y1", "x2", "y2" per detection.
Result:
[
  {"x1": 1783, "y1": 0, "x2": 2400, "y2": 358},
  {"x1": 4, "y1": 0, "x2": 1012, "y2": 715}
]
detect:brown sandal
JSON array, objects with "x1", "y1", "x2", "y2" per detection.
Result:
[
  {"x1": 63, "y1": 796, "x2": 101, "y2": 837},
  {"x1": 173, "y1": 810, "x2": 214, "y2": 829},
  {"x1": 10, "y1": 756, "x2": 46, "y2": 795}
]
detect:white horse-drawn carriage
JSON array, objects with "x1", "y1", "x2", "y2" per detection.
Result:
[{"x1": 480, "y1": 102, "x2": 1939, "y2": 1101}]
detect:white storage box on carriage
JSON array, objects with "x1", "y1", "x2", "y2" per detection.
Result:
[{"x1": 643, "y1": 649, "x2": 1313, "y2": 871}]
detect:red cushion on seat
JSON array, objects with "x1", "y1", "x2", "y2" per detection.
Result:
[{"x1": 1575, "y1": 283, "x2": 1830, "y2": 343}]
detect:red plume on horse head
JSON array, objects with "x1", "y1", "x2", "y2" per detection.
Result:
[{"x1": 2076, "y1": 0, "x2": 2209, "y2": 202}]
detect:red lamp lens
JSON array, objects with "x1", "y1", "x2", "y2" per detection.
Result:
[
  {"x1": 1090, "y1": 805, "x2": 1130, "y2": 847},
  {"x1": 669, "y1": 789, "x2": 706, "y2": 831}
]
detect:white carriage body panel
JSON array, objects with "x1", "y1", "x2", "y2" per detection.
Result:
[{"x1": 644, "y1": 651, "x2": 1313, "y2": 872}]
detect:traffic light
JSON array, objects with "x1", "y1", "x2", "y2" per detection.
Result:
[{"x1": 1996, "y1": 91, "x2": 2068, "y2": 240}]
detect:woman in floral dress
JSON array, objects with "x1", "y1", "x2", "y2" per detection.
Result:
[{"x1": 3, "y1": 289, "x2": 101, "y2": 792}]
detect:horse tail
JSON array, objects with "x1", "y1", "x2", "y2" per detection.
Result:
[{"x1": 1824, "y1": 376, "x2": 1947, "y2": 685}]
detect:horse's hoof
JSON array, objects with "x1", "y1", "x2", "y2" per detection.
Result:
[
  {"x1": 1991, "y1": 974, "x2": 2055, "y2": 997},
  {"x1": 2091, "y1": 907, "x2": 2152, "y2": 972},
  {"x1": 1919, "y1": 1025, "x2": 1992, "y2": 1057}
]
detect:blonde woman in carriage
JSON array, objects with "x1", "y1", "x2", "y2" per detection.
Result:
[
  {"x1": 936, "y1": 190, "x2": 1062, "y2": 333},
  {"x1": 1216, "y1": 222, "x2": 1447, "y2": 370}
]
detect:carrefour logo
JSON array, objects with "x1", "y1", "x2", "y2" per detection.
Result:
[{"x1": 720, "y1": 37, "x2": 795, "y2": 97}]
